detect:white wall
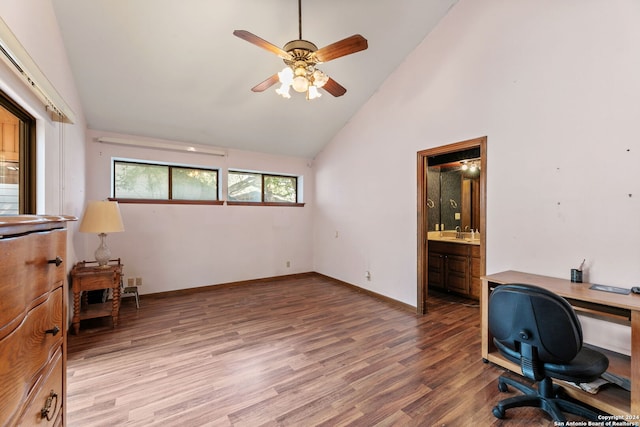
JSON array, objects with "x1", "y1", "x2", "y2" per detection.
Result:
[
  {"x1": 82, "y1": 130, "x2": 314, "y2": 294},
  {"x1": 313, "y1": 0, "x2": 640, "y2": 352},
  {"x1": 0, "y1": 0, "x2": 88, "y2": 263}
]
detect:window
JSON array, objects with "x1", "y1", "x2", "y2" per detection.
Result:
[
  {"x1": 113, "y1": 160, "x2": 219, "y2": 204},
  {"x1": 0, "y1": 90, "x2": 36, "y2": 215},
  {"x1": 228, "y1": 170, "x2": 301, "y2": 205}
]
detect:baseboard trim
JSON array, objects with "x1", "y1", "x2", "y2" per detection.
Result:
[
  {"x1": 314, "y1": 273, "x2": 416, "y2": 313},
  {"x1": 144, "y1": 271, "x2": 416, "y2": 313},
  {"x1": 144, "y1": 272, "x2": 317, "y2": 299}
]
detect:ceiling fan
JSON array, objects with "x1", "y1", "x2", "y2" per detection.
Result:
[{"x1": 233, "y1": 0, "x2": 368, "y2": 100}]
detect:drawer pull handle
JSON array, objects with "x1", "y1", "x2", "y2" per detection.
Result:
[
  {"x1": 45, "y1": 325, "x2": 60, "y2": 336},
  {"x1": 40, "y1": 390, "x2": 58, "y2": 421},
  {"x1": 48, "y1": 256, "x2": 63, "y2": 267}
]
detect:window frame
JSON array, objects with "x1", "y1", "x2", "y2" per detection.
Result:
[
  {"x1": 0, "y1": 89, "x2": 36, "y2": 214},
  {"x1": 111, "y1": 159, "x2": 222, "y2": 205},
  {"x1": 227, "y1": 170, "x2": 304, "y2": 207}
]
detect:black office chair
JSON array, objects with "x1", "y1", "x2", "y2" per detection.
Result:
[{"x1": 488, "y1": 283, "x2": 609, "y2": 422}]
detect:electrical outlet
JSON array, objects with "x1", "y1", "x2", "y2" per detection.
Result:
[
  {"x1": 286, "y1": 261, "x2": 291, "y2": 268},
  {"x1": 365, "y1": 271, "x2": 371, "y2": 281}
]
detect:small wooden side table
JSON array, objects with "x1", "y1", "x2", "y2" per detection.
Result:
[{"x1": 70, "y1": 259, "x2": 123, "y2": 334}]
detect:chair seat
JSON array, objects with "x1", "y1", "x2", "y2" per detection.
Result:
[{"x1": 495, "y1": 339, "x2": 609, "y2": 383}]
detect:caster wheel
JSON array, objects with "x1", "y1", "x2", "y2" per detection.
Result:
[
  {"x1": 498, "y1": 381, "x2": 508, "y2": 392},
  {"x1": 493, "y1": 406, "x2": 505, "y2": 419}
]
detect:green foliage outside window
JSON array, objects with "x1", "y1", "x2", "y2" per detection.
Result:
[
  {"x1": 114, "y1": 161, "x2": 218, "y2": 201},
  {"x1": 228, "y1": 171, "x2": 297, "y2": 203},
  {"x1": 113, "y1": 161, "x2": 298, "y2": 204},
  {"x1": 172, "y1": 168, "x2": 217, "y2": 200},
  {"x1": 264, "y1": 176, "x2": 296, "y2": 203}
]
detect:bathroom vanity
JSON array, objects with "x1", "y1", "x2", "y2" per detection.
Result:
[{"x1": 428, "y1": 232, "x2": 481, "y2": 299}]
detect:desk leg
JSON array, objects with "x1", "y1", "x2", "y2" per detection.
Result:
[
  {"x1": 72, "y1": 290, "x2": 81, "y2": 334},
  {"x1": 481, "y1": 279, "x2": 491, "y2": 360},
  {"x1": 111, "y1": 284, "x2": 121, "y2": 327},
  {"x1": 632, "y1": 310, "x2": 640, "y2": 416}
]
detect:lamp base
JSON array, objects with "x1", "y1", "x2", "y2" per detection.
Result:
[{"x1": 95, "y1": 233, "x2": 111, "y2": 267}]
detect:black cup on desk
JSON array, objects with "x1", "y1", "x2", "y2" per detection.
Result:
[{"x1": 570, "y1": 269, "x2": 583, "y2": 283}]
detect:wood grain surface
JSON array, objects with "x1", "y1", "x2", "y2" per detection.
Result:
[{"x1": 67, "y1": 274, "x2": 589, "y2": 426}]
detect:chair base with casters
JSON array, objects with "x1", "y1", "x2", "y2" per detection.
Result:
[{"x1": 493, "y1": 375, "x2": 603, "y2": 422}]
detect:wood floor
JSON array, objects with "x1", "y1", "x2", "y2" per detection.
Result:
[{"x1": 66, "y1": 274, "x2": 574, "y2": 426}]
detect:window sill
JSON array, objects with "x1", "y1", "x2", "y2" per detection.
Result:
[
  {"x1": 226, "y1": 201, "x2": 305, "y2": 207},
  {"x1": 110, "y1": 198, "x2": 224, "y2": 205},
  {"x1": 109, "y1": 198, "x2": 304, "y2": 207}
]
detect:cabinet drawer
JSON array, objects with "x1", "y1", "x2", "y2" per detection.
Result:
[
  {"x1": 0, "y1": 288, "x2": 64, "y2": 425},
  {"x1": 18, "y1": 349, "x2": 64, "y2": 426},
  {"x1": 0, "y1": 229, "x2": 66, "y2": 332},
  {"x1": 72, "y1": 269, "x2": 118, "y2": 292},
  {"x1": 428, "y1": 241, "x2": 470, "y2": 256},
  {"x1": 30, "y1": 229, "x2": 66, "y2": 292}
]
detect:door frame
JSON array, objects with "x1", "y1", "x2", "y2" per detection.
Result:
[{"x1": 417, "y1": 136, "x2": 487, "y2": 314}]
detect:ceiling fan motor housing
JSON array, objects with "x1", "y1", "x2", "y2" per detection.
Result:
[{"x1": 283, "y1": 39, "x2": 318, "y2": 66}]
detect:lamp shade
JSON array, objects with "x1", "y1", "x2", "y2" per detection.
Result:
[{"x1": 79, "y1": 201, "x2": 124, "y2": 234}]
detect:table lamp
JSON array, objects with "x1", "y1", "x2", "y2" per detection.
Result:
[{"x1": 79, "y1": 200, "x2": 125, "y2": 267}]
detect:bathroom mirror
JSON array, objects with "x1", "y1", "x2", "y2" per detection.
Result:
[{"x1": 427, "y1": 148, "x2": 480, "y2": 231}]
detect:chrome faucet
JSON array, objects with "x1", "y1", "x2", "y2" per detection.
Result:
[{"x1": 455, "y1": 226, "x2": 462, "y2": 239}]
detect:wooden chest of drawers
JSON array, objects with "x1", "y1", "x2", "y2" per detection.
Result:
[{"x1": 0, "y1": 215, "x2": 73, "y2": 426}]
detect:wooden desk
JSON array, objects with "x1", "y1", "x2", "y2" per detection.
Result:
[
  {"x1": 482, "y1": 270, "x2": 640, "y2": 418},
  {"x1": 70, "y1": 260, "x2": 123, "y2": 334}
]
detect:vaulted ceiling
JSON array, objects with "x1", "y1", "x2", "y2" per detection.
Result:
[{"x1": 53, "y1": 0, "x2": 458, "y2": 158}]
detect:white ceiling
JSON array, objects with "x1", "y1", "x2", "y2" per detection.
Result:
[{"x1": 52, "y1": 0, "x2": 458, "y2": 158}]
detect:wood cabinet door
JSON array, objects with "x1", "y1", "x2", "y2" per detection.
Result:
[
  {"x1": 427, "y1": 252, "x2": 445, "y2": 289},
  {"x1": 445, "y1": 254, "x2": 470, "y2": 294}
]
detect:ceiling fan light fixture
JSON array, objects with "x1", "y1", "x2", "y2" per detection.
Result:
[
  {"x1": 277, "y1": 67, "x2": 293, "y2": 85},
  {"x1": 275, "y1": 83, "x2": 291, "y2": 98},
  {"x1": 312, "y1": 69, "x2": 328, "y2": 88},
  {"x1": 292, "y1": 75, "x2": 309, "y2": 93},
  {"x1": 307, "y1": 85, "x2": 321, "y2": 100},
  {"x1": 275, "y1": 67, "x2": 293, "y2": 98}
]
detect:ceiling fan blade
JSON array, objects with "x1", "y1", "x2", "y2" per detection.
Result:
[
  {"x1": 251, "y1": 74, "x2": 280, "y2": 92},
  {"x1": 233, "y1": 30, "x2": 292, "y2": 60},
  {"x1": 313, "y1": 34, "x2": 368, "y2": 63},
  {"x1": 322, "y1": 78, "x2": 347, "y2": 97}
]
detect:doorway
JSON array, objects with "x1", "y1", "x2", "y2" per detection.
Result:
[{"x1": 417, "y1": 136, "x2": 487, "y2": 314}]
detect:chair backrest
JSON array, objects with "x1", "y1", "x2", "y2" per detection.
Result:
[{"x1": 489, "y1": 284, "x2": 583, "y2": 369}]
